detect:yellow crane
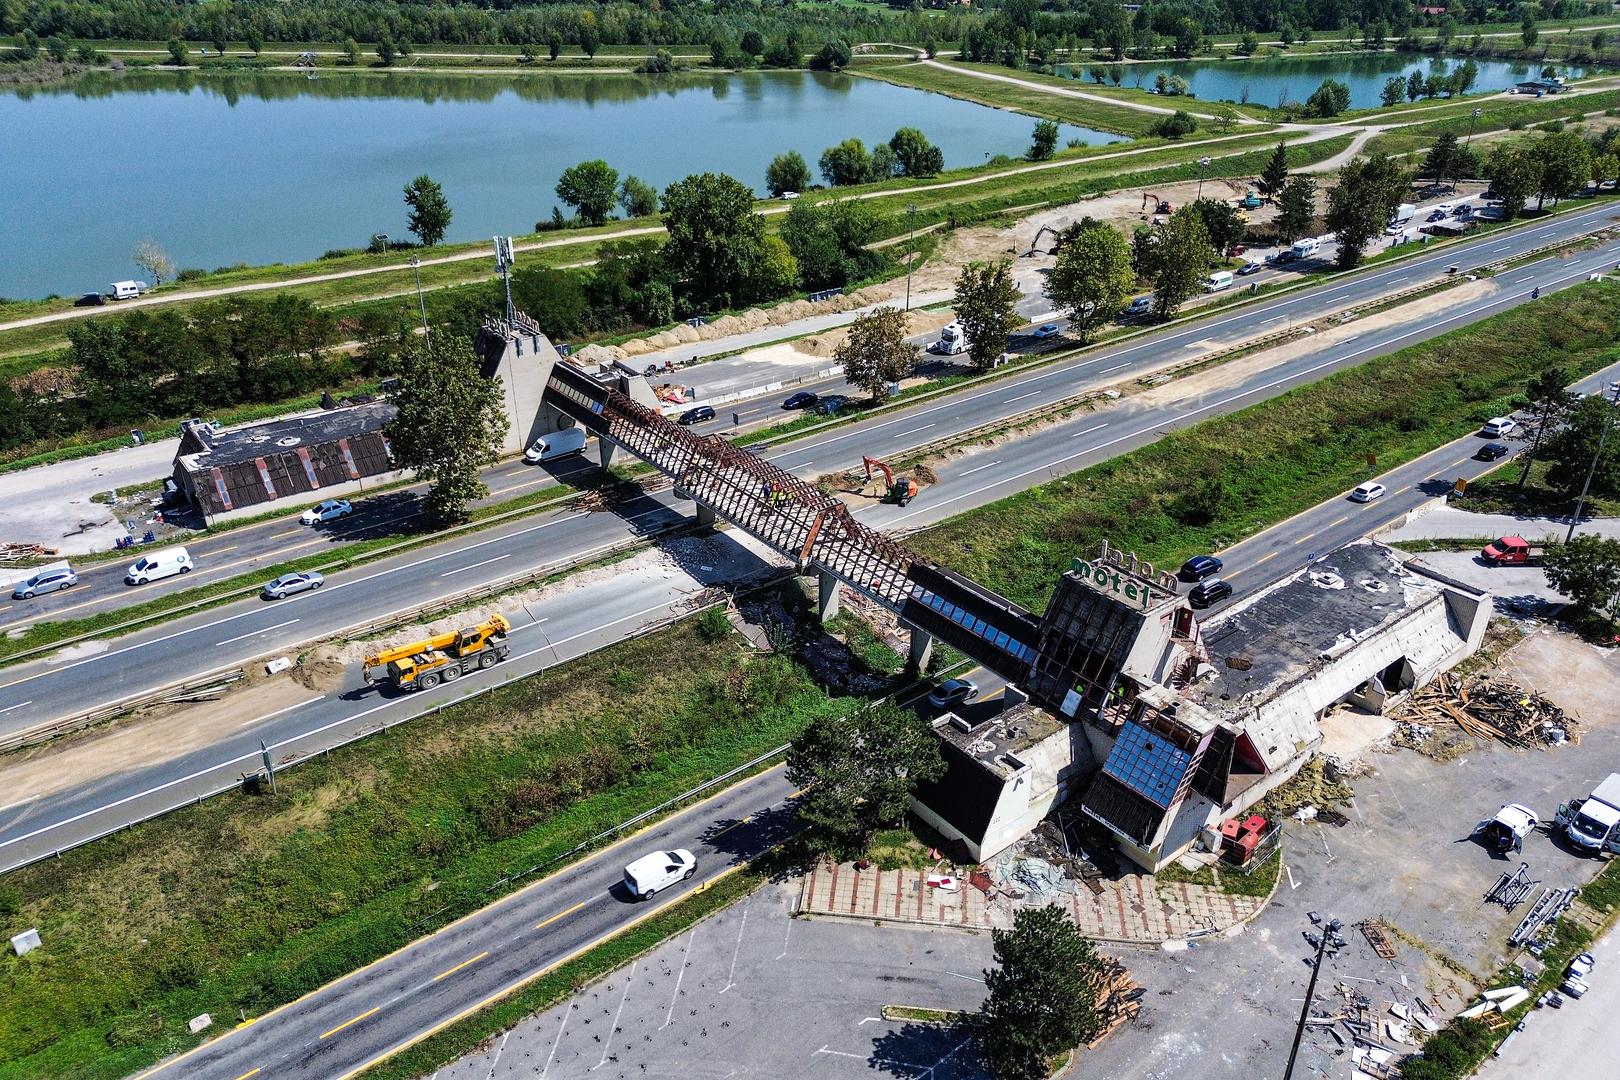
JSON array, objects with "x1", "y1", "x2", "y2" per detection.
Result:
[{"x1": 362, "y1": 612, "x2": 512, "y2": 691}]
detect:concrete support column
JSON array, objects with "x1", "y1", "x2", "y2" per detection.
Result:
[
  {"x1": 817, "y1": 570, "x2": 842, "y2": 624},
  {"x1": 1002, "y1": 685, "x2": 1029, "y2": 713},
  {"x1": 907, "y1": 628, "x2": 934, "y2": 675},
  {"x1": 597, "y1": 438, "x2": 617, "y2": 472},
  {"x1": 695, "y1": 503, "x2": 717, "y2": 530}
]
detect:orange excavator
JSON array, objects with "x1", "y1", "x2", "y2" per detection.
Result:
[
  {"x1": 863, "y1": 456, "x2": 919, "y2": 506},
  {"x1": 1141, "y1": 192, "x2": 1172, "y2": 215},
  {"x1": 363, "y1": 612, "x2": 512, "y2": 691}
]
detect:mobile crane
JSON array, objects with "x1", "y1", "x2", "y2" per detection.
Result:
[{"x1": 362, "y1": 612, "x2": 512, "y2": 691}]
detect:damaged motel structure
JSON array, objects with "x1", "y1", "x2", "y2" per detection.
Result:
[{"x1": 911, "y1": 540, "x2": 1491, "y2": 871}]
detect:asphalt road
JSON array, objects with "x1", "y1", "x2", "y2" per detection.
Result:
[
  {"x1": 130, "y1": 766, "x2": 804, "y2": 1080},
  {"x1": 1478, "y1": 919, "x2": 1620, "y2": 1079},
  {"x1": 1, "y1": 213, "x2": 1618, "y2": 871},
  {"x1": 5, "y1": 193, "x2": 1602, "y2": 634}
]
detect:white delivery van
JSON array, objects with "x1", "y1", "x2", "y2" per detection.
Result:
[
  {"x1": 1390, "y1": 202, "x2": 1416, "y2": 224},
  {"x1": 523, "y1": 426, "x2": 588, "y2": 464},
  {"x1": 125, "y1": 546, "x2": 193, "y2": 585},
  {"x1": 622, "y1": 848, "x2": 696, "y2": 900},
  {"x1": 1558, "y1": 772, "x2": 1620, "y2": 854},
  {"x1": 110, "y1": 280, "x2": 142, "y2": 300},
  {"x1": 1203, "y1": 270, "x2": 1234, "y2": 292},
  {"x1": 1291, "y1": 237, "x2": 1321, "y2": 259}
]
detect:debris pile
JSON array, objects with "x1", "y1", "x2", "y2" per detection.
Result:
[
  {"x1": 1085, "y1": 957, "x2": 1145, "y2": 1048},
  {"x1": 0, "y1": 543, "x2": 59, "y2": 565},
  {"x1": 987, "y1": 810, "x2": 1112, "y2": 898},
  {"x1": 1301, "y1": 979, "x2": 1441, "y2": 1079},
  {"x1": 1402, "y1": 672, "x2": 1576, "y2": 749}
]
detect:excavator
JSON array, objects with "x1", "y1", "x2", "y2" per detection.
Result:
[
  {"x1": 362, "y1": 612, "x2": 512, "y2": 692},
  {"x1": 1141, "y1": 192, "x2": 1172, "y2": 215},
  {"x1": 862, "y1": 456, "x2": 919, "y2": 506}
]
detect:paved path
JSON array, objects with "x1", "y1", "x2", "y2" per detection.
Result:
[
  {"x1": 1383, "y1": 507, "x2": 1620, "y2": 542},
  {"x1": 1478, "y1": 919, "x2": 1620, "y2": 1079}
]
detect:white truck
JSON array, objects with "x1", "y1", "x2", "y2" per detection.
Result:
[
  {"x1": 1390, "y1": 203, "x2": 1417, "y2": 225},
  {"x1": 1556, "y1": 772, "x2": 1620, "y2": 855},
  {"x1": 933, "y1": 321, "x2": 970, "y2": 355}
]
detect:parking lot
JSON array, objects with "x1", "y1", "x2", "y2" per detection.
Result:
[{"x1": 434, "y1": 881, "x2": 995, "y2": 1080}]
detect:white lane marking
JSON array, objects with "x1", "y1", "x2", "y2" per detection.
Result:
[
  {"x1": 945, "y1": 970, "x2": 985, "y2": 983},
  {"x1": 960, "y1": 460, "x2": 1003, "y2": 477},
  {"x1": 0, "y1": 606, "x2": 270, "y2": 693},
  {"x1": 540, "y1": 996, "x2": 571, "y2": 1077},
  {"x1": 719, "y1": 898, "x2": 750, "y2": 994},
  {"x1": 0, "y1": 700, "x2": 33, "y2": 715},
  {"x1": 1100, "y1": 363, "x2": 1130, "y2": 374},
  {"x1": 1068, "y1": 422, "x2": 1111, "y2": 439},
  {"x1": 890, "y1": 424, "x2": 935, "y2": 440},
  {"x1": 660, "y1": 929, "x2": 698, "y2": 1030},
  {"x1": 215, "y1": 619, "x2": 299, "y2": 647},
  {"x1": 1003, "y1": 390, "x2": 1042, "y2": 404},
  {"x1": 1263, "y1": 314, "x2": 1288, "y2": 323},
  {"x1": 441, "y1": 553, "x2": 512, "y2": 577},
  {"x1": 590, "y1": 959, "x2": 636, "y2": 1070},
  {"x1": 238, "y1": 696, "x2": 323, "y2": 728}
]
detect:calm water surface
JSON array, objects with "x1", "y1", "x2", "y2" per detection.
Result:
[
  {"x1": 1061, "y1": 54, "x2": 1590, "y2": 110},
  {"x1": 1, "y1": 69, "x2": 1116, "y2": 300}
]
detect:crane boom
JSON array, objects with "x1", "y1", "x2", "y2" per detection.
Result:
[{"x1": 362, "y1": 612, "x2": 513, "y2": 691}]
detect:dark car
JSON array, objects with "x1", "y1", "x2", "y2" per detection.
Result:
[
  {"x1": 1272, "y1": 249, "x2": 1298, "y2": 265},
  {"x1": 1426, "y1": 210, "x2": 1447, "y2": 223},
  {"x1": 1188, "y1": 579, "x2": 1234, "y2": 609},
  {"x1": 1476, "y1": 442, "x2": 1512, "y2": 461},
  {"x1": 781, "y1": 391, "x2": 819, "y2": 410},
  {"x1": 1178, "y1": 555, "x2": 1224, "y2": 582},
  {"x1": 678, "y1": 405, "x2": 716, "y2": 425},
  {"x1": 74, "y1": 292, "x2": 105, "y2": 307}
]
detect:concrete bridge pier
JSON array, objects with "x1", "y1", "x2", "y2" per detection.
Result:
[
  {"x1": 907, "y1": 628, "x2": 934, "y2": 675},
  {"x1": 596, "y1": 438, "x2": 617, "y2": 472},
  {"x1": 817, "y1": 570, "x2": 841, "y2": 623},
  {"x1": 695, "y1": 503, "x2": 718, "y2": 530}
]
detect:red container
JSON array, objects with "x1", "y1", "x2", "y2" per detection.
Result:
[
  {"x1": 1220, "y1": 818, "x2": 1243, "y2": 840},
  {"x1": 1243, "y1": 814, "x2": 1268, "y2": 836}
]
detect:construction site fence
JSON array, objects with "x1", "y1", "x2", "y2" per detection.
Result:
[{"x1": 3, "y1": 587, "x2": 730, "y2": 878}]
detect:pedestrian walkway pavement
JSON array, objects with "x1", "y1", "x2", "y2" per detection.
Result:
[
  {"x1": 795, "y1": 860, "x2": 1267, "y2": 945},
  {"x1": 1384, "y1": 507, "x2": 1620, "y2": 543}
]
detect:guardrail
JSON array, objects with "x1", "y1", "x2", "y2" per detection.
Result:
[
  {"x1": 2, "y1": 527, "x2": 684, "y2": 755},
  {"x1": 0, "y1": 668, "x2": 248, "y2": 754}
]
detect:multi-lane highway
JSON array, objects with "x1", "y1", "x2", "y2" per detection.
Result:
[{"x1": 2, "y1": 202, "x2": 1618, "y2": 876}]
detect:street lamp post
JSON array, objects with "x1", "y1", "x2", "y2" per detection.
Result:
[
  {"x1": 905, "y1": 204, "x2": 918, "y2": 312},
  {"x1": 1196, "y1": 156, "x2": 1211, "y2": 200},
  {"x1": 409, "y1": 255, "x2": 429, "y2": 341},
  {"x1": 1453, "y1": 107, "x2": 1484, "y2": 193},
  {"x1": 1565, "y1": 382, "x2": 1620, "y2": 542},
  {"x1": 1282, "y1": 914, "x2": 1346, "y2": 1080}
]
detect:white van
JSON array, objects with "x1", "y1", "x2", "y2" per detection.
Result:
[
  {"x1": 622, "y1": 848, "x2": 696, "y2": 900},
  {"x1": 1291, "y1": 237, "x2": 1320, "y2": 259},
  {"x1": 523, "y1": 426, "x2": 588, "y2": 464},
  {"x1": 125, "y1": 546, "x2": 193, "y2": 585},
  {"x1": 109, "y1": 280, "x2": 145, "y2": 301},
  {"x1": 1203, "y1": 270, "x2": 1234, "y2": 292}
]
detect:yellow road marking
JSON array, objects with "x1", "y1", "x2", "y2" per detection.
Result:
[
  {"x1": 787, "y1": 788, "x2": 805, "y2": 799},
  {"x1": 208, "y1": 545, "x2": 238, "y2": 556},
  {"x1": 536, "y1": 900, "x2": 588, "y2": 930},
  {"x1": 1329, "y1": 516, "x2": 1348, "y2": 527},
  {"x1": 1254, "y1": 551, "x2": 1278, "y2": 565},
  {"x1": 432, "y1": 951, "x2": 489, "y2": 982},
  {"x1": 232, "y1": 1070, "x2": 260, "y2": 1080},
  {"x1": 1293, "y1": 532, "x2": 1314, "y2": 545},
  {"x1": 710, "y1": 815, "x2": 752, "y2": 839},
  {"x1": 319, "y1": 1006, "x2": 380, "y2": 1040}
]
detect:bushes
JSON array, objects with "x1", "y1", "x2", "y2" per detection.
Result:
[{"x1": 1151, "y1": 110, "x2": 1199, "y2": 139}]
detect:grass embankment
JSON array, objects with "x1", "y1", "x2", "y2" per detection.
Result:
[
  {"x1": 1451, "y1": 454, "x2": 1620, "y2": 518},
  {"x1": 858, "y1": 61, "x2": 1172, "y2": 136},
  {"x1": 0, "y1": 617, "x2": 848, "y2": 1080},
  {"x1": 908, "y1": 282, "x2": 1620, "y2": 612}
]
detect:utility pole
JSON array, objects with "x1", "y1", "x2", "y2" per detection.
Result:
[
  {"x1": 1196, "y1": 156, "x2": 1211, "y2": 200},
  {"x1": 1282, "y1": 915, "x2": 1344, "y2": 1080},
  {"x1": 905, "y1": 204, "x2": 918, "y2": 312},
  {"x1": 1453, "y1": 107, "x2": 1483, "y2": 193},
  {"x1": 1565, "y1": 383, "x2": 1620, "y2": 542},
  {"x1": 409, "y1": 255, "x2": 429, "y2": 341}
]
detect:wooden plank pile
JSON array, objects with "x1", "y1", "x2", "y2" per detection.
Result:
[
  {"x1": 1403, "y1": 672, "x2": 1575, "y2": 749},
  {"x1": 1085, "y1": 958, "x2": 1144, "y2": 1048},
  {"x1": 0, "y1": 543, "x2": 60, "y2": 565}
]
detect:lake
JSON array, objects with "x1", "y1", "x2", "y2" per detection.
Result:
[
  {"x1": 1059, "y1": 54, "x2": 1590, "y2": 111},
  {"x1": 0, "y1": 69, "x2": 1117, "y2": 301}
]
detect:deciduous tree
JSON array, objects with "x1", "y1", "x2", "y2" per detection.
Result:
[
  {"x1": 785, "y1": 702, "x2": 944, "y2": 853},
  {"x1": 953, "y1": 260, "x2": 1022, "y2": 370},
  {"x1": 834, "y1": 306, "x2": 916, "y2": 401},
  {"x1": 1544, "y1": 535, "x2": 1620, "y2": 623},
  {"x1": 1275, "y1": 175, "x2": 1318, "y2": 243},
  {"x1": 976, "y1": 906, "x2": 1110, "y2": 1080},
  {"x1": 1545, "y1": 393, "x2": 1620, "y2": 497},
  {"x1": 660, "y1": 171, "x2": 772, "y2": 309},
  {"x1": 555, "y1": 159, "x2": 620, "y2": 226},
  {"x1": 765, "y1": 151, "x2": 812, "y2": 197},
  {"x1": 1028, "y1": 119, "x2": 1059, "y2": 161},
  {"x1": 132, "y1": 238, "x2": 176, "y2": 284},
  {"x1": 1144, "y1": 207, "x2": 1210, "y2": 319},
  {"x1": 385, "y1": 334, "x2": 507, "y2": 523},
  {"x1": 819, "y1": 138, "x2": 873, "y2": 186},
  {"x1": 618, "y1": 175, "x2": 658, "y2": 219},
  {"x1": 1324, "y1": 153, "x2": 1407, "y2": 268},
  {"x1": 1483, "y1": 143, "x2": 1542, "y2": 221},
  {"x1": 1043, "y1": 225, "x2": 1133, "y2": 342},
  {"x1": 403, "y1": 174, "x2": 452, "y2": 246},
  {"x1": 889, "y1": 127, "x2": 944, "y2": 178},
  {"x1": 1535, "y1": 130, "x2": 1593, "y2": 209}
]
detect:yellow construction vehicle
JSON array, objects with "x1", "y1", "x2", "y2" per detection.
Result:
[{"x1": 362, "y1": 612, "x2": 512, "y2": 691}]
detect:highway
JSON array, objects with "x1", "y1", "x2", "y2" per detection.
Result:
[
  {"x1": 122, "y1": 350, "x2": 1620, "y2": 1080},
  {"x1": 1, "y1": 193, "x2": 1600, "y2": 634}
]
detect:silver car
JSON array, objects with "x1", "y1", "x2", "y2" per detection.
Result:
[
  {"x1": 12, "y1": 567, "x2": 78, "y2": 599},
  {"x1": 262, "y1": 570, "x2": 325, "y2": 599}
]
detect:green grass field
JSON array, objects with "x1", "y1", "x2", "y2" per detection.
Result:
[
  {"x1": 908, "y1": 283, "x2": 1620, "y2": 612},
  {"x1": 0, "y1": 616, "x2": 850, "y2": 1080}
]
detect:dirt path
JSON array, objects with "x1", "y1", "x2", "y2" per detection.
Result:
[{"x1": 918, "y1": 58, "x2": 1237, "y2": 122}]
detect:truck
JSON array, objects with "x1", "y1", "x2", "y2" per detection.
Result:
[
  {"x1": 933, "y1": 321, "x2": 971, "y2": 355},
  {"x1": 1389, "y1": 203, "x2": 1417, "y2": 225},
  {"x1": 1480, "y1": 536, "x2": 1545, "y2": 566},
  {"x1": 1556, "y1": 772, "x2": 1620, "y2": 855},
  {"x1": 362, "y1": 612, "x2": 512, "y2": 692}
]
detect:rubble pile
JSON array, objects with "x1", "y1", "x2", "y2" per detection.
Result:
[
  {"x1": 1403, "y1": 672, "x2": 1577, "y2": 749},
  {"x1": 1085, "y1": 957, "x2": 1145, "y2": 1049}
]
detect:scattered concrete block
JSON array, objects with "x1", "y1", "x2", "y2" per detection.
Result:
[
  {"x1": 10, "y1": 928, "x2": 40, "y2": 956},
  {"x1": 188, "y1": 1014, "x2": 212, "y2": 1035}
]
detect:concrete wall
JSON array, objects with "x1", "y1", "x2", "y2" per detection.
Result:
[{"x1": 198, "y1": 468, "x2": 412, "y2": 527}]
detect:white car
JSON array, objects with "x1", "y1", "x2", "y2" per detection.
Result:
[
  {"x1": 1482, "y1": 417, "x2": 1518, "y2": 438},
  {"x1": 622, "y1": 848, "x2": 696, "y2": 900},
  {"x1": 1350, "y1": 482, "x2": 1387, "y2": 503},
  {"x1": 300, "y1": 499, "x2": 353, "y2": 525},
  {"x1": 780, "y1": 191, "x2": 799, "y2": 200}
]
